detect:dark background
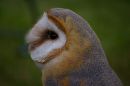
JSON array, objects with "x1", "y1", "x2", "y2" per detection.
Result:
[{"x1": 0, "y1": 0, "x2": 130, "y2": 86}]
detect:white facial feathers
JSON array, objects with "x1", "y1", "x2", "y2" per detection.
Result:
[
  {"x1": 25, "y1": 13, "x2": 49, "y2": 44},
  {"x1": 26, "y1": 12, "x2": 66, "y2": 62}
]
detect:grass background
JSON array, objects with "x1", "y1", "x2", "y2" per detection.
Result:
[{"x1": 0, "y1": 0, "x2": 130, "y2": 86}]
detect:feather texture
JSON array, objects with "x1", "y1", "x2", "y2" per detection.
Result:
[{"x1": 26, "y1": 8, "x2": 123, "y2": 86}]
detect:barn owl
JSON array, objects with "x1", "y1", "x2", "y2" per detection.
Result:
[{"x1": 25, "y1": 8, "x2": 122, "y2": 86}]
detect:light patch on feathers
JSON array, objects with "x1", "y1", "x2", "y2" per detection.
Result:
[
  {"x1": 26, "y1": 12, "x2": 48, "y2": 44},
  {"x1": 26, "y1": 12, "x2": 66, "y2": 62}
]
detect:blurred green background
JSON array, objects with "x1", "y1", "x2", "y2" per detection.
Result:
[{"x1": 0, "y1": 0, "x2": 130, "y2": 86}]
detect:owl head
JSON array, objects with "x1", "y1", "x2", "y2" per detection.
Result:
[{"x1": 25, "y1": 8, "x2": 103, "y2": 77}]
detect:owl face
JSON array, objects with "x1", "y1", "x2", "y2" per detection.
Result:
[
  {"x1": 26, "y1": 9, "x2": 91, "y2": 76},
  {"x1": 26, "y1": 12, "x2": 66, "y2": 63},
  {"x1": 25, "y1": 9, "x2": 122, "y2": 86}
]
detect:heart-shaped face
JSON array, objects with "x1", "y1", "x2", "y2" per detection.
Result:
[
  {"x1": 25, "y1": 12, "x2": 66, "y2": 64},
  {"x1": 25, "y1": 8, "x2": 90, "y2": 77}
]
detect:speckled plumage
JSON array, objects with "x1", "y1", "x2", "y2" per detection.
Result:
[
  {"x1": 26, "y1": 8, "x2": 123, "y2": 86},
  {"x1": 42, "y1": 8, "x2": 123, "y2": 86}
]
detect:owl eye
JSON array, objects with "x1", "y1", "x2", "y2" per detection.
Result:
[{"x1": 45, "y1": 30, "x2": 58, "y2": 40}]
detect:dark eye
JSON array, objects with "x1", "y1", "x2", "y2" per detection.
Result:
[{"x1": 46, "y1": 30, "x2": 58, "y2": 40}]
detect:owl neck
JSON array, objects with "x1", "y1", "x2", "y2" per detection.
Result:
[
  {"x1": 41, "y1": 49, "x2": 122, "y2": 86},
  {"x1": 42, "y1": 63, "x2": 122, "y2": 86}
]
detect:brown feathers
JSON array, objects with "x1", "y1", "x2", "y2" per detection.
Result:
[
  {"x1": 42, "y1": 14, "x2": 91, "y2": 78},
  {"x1": 47, "y1": 13, "x2": 66, "y2": 33},
  {"x1": 26, "y1": 8, "x2": 122, "y2": 86}
]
